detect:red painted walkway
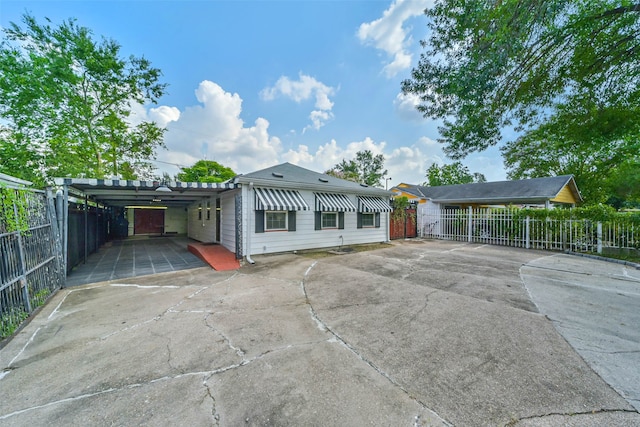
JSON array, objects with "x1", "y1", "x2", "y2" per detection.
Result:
[{"x1": 187, "y1": 243, "x2": 241, "y2": 271}]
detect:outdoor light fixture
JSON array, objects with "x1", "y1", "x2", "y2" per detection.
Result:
[{"x1": 155, "y1": 182, "x2": 172, "y2": 192}]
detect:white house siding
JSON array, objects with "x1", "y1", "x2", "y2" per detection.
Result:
[
  {"x1": 220, "y1": 190, "x2": 239, "y2": 253},
  {"x1": 164, "y1": 206, "x2": 188, "y2": 235},
  {"x1": 246, "y1": 188, "x2": 388, "y2": 256},
  {"x1": 187, "y1": 197, "x2": 217, "y2": 242}
]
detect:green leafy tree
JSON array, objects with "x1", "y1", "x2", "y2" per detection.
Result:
[
  {"x1": 0, "y1": 14, "x2": 167, "y2": 182},
  {"x1": 425, "y1": 162, "x2": 486, "y2": 186},
  {"x1": 606, "y1": 159, "x2": 640, "y2": 208},
  {"x1": 176, "y1": 160, "x2": 236, "y2": 183},
  {"x1": 325, "y1": 150, "x2": 387, "y2": 187},
  {"x1": 402, "y1": 1, "x2": 640, "y2": 160},
  {"x1": 0, "y1": 128, "x2": 45, "y2": 186},
  {"x1": 501, "y1": 97, "x2": 640, "y2": 204}
]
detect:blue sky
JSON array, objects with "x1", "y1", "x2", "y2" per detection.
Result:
[{"x1": 0, "y1": 0, "x2": 507, "y2": 185}]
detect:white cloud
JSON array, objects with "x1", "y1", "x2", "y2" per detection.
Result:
[
  {"x1": 260, "y1": 73, "x2": 336, "y2": 131},
  {"x1": 282, "y1": 135, "x2": 445, "y2": 186},
  {"x1": 149, "y1": 106, "x2": 181, "y2": 128},
  {"x1": 127, "y1": 102, "x2": 180, "y2": 128},
  {"x1": 154, "y1": 80, "x2": 282, "y2": 175},
  {"x1": 358, "y1": 0, "x2": 431, "y2": 78},
  {"x1": 394, "y1": 91, "x2": 424, "y2": 121}
]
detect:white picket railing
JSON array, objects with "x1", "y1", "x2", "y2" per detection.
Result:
[{"x1": 418, "y1": 207, "x2": 639, "y2": 256}]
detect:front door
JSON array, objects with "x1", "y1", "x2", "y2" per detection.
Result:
[{"x1": 134, "y1": 209, "x2": 165, "y2": 235}]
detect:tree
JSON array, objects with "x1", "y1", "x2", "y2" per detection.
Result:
[
  {"x1": 501, "y1": 96, "x2": 640, "y2": 204},
  {"x1": 425, "y1": 162, "x2": 486, "y2": 186},
  {"x1": 176, "y1": 160, "x2": 236, "y2": 183},
  {"x1": 402, "y1": 1, "x2": 640, "y2": 159},
  {"x1": 0, "y1": 128, "x2": 46, "y2": 186},
  {"x1": 325, "y1": 150, "x2": 387, "y2": 187},
  {"x1": 606, "y1": 159, "x2": 640, "y2": 208},
  {"x1": 0, "y1": 14, "x2": 167, "y2": 182}
]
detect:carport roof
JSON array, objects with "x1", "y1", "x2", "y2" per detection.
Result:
[{"x1": 53, "y1": 177, "x2": 237, "y2": 208}]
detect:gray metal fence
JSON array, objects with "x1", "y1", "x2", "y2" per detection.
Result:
[
  {"x1": 1, "y1": 187, "x2": 65, "y2": 339},
  {"x1": 419, "y1": 207, "x2": 639, "y2": 255}
]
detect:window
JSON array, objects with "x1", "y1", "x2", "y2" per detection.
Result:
[
  {"x1": 315, "y1": 211, "x2": 344, "y2": 230},
  {"x1": 321, "y1": 212, "x2": 338, "y2": 228},
  {"x1": 256, "y1": 210, "x2": 296, "y2": 233},
  {"x1": 265, "y1": 211, "x2": 287, "y2": 231},
  {"x1": 361, "y1": 213, "x2": 375, "y2": 227},
  {"x1": 357, "y1": 212, "x2": 381, "y2": 229}
]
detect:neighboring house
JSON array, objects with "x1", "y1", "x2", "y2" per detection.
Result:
[
  {"x1": 392, "y1": 175, "x2": 582, "y2": 238},
  {"x1": 54, "y1": 163, "x2": 392, "y2": 265},
  {"x1": 393, "y1": 175, "x2": 582, "y2": 209}
]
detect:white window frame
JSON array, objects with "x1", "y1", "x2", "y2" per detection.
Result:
[
  {"x1": 361, "y1": 213, "x2": 375, "y2": 227},
  {"x1": 321, "y1": 212, "x2": 338, "y2": 229},
  {"x1": 265, "y1": 211, "x2": 287, "y2": 231}
]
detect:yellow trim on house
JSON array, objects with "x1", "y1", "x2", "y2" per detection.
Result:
[
  {"x1": 393, "y1": 189, "x2": 426, "y2": 204},
  {"x1": 551, "y1": 184, "x2": 578, "y2": 204}
]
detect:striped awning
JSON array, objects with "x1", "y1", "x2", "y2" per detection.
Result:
[
  {"x1": 255, "y1": 188, "x2": 309, "y2": 211},
  {"x1": 358, "y1": 196, "x2": 392, "y2": 212},
  {"x1": 314, "y1": 192, "x2": 356, "y2": 212}
]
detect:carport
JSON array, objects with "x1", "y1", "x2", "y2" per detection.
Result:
[{"x1": 53, "y1": 178, "x2": 240, "y2": 284}]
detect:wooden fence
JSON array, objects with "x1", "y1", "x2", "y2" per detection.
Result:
[
  {"x1": 390, "y1": 208, "x2": 417, "y2": 240},
  {"x1": 418, "y1": 207, "x2": 639, "y2": 256}
]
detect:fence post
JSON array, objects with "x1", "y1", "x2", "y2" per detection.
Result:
[
  {"x1": 468, "y1": 206, "x2": 473, "y2": 242},
  {"x1": 13, "y1": 198, "x2": 32, "y2": 313},
  {"x1": 597, "y1": 222, "x2": 602, "y2": 254},
  {"x1": 525, "y1": 216, "x2": 530, "y2": 249}
]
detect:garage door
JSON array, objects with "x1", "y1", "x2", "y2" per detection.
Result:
[{"x1": 134, "y1": 208, "x2": 165, "y2": 235}]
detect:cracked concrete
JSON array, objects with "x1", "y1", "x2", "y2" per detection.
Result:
[{"x1": 0, "y1": 241, "x2": 638, "y2": 426}]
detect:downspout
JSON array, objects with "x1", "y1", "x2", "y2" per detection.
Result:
[
  {"x1": 245, "y1": 182, "x2": 255, "y2": 264},
  {"x1": 386, "y1": 209, "x2": 390, "y2": 242}
]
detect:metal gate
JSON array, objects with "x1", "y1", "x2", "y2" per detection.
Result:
[{"x1": 1, "y1": 185, "x2": 65, "y2": 340}]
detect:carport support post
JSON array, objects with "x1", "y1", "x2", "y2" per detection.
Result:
[
  {"x1": 62, "y1": 184, "x2": 69, "y2": 276},
  {"x1": 467, "y1": 206, "x2": 473, "y2": 242},
  {"x1": 84, "y1": 195, "x2": 88, "y2": 264},
  {"x1": 597, "y1": 222, "x2": 602, "y2": 254}
]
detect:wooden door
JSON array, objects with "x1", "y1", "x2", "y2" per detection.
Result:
[{"x1": 134, "y1": 209, "x2": 165, "y2": 235}]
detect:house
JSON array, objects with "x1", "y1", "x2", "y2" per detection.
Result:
[
  {"x1": 228, "y1": 162, "x2": 393, "y2": 260},
  {"x1": 393, "y1": 175, "x2": 582, "y2": 209},
  {"x1": 392, "y1": 175, "x2": 582, "y2": 238},
  {"x1": 54, "y1": 163, "x2": 393, "y2": 268}
]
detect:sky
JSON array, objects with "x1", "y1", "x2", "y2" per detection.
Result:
[{"x1": 0, "y1": 0, "x2": 507, "y2": 186}]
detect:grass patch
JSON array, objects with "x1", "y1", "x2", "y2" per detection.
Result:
[{"x1": 1, "y1": 307, "x2": 29, "y2": 340}]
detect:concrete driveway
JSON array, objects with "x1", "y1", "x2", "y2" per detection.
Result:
[{"x1": 0, "y1": 240, "x2": 638, "y2": 426}]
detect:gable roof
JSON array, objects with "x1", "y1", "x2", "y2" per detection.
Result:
[
  {"x1": 235, "y1": 162, "x2": 392, "y2": 196},
  {"x1": 395, "y1": 175, "x2": 582, "y2": 205}
]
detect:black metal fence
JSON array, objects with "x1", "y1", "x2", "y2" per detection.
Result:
[
  {"x1": 66, "y1": 202, "x2": 108, "y2": 274},
  {"x1": 1, "y1": 187, "x2": 65, "y2": 340}
]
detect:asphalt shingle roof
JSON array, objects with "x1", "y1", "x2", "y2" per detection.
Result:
[
  {"x1": 397, "y1": 175, "x2": 581, "y2": 204},
  {"x1": 236, "y1": 162, "x2": 391, "y2": 196}
]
